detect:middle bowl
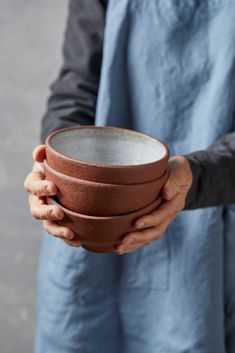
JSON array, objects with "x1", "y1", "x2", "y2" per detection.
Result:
[{"x1": 44, "y1": 159, "x2": 168, "y2": 216}]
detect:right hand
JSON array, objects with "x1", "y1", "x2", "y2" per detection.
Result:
[{"x1": 24, "y1": 145, "x2": 81, "y2": 247}]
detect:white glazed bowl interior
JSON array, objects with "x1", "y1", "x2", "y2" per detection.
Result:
[{"x1": 49, "y1": 127, "x2": 167, "y2": 166}]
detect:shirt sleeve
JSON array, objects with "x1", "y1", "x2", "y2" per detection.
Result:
[
  {"x1": 40, "y1": 0, "x2": 107, "y2": 143},
  {"x1": 184, "y1": 131, "x2": 235, "y2": 209}
]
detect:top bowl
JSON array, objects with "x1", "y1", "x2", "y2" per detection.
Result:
[{"x1": 46, "y1": 126, "x2": 169, "y2": 185}]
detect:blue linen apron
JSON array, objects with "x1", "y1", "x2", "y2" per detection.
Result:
[{"x1": 36, "y1": 1, "x2": 235, "y2": 352}]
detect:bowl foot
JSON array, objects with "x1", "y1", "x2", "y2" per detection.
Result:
[{"x1": 82, "y1": 244, "x2": 115, "y2": 253}]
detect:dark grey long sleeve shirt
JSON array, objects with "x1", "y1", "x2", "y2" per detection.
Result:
[
  {"x1": 40, "y1": 0, "x2": 235, "y2": 210},
  {"x1": 40, "y1": 0, "x2": 107, "y2": 142},
  {"x1": 185, "y1": 133, "x2": 235, "y2": 209}
]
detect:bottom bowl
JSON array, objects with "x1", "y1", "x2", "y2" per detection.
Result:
[{"x1": 47, "y1": 197, "x2": 162, "y2": 253}]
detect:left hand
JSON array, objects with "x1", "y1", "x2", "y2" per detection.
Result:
[{"x1": 114, "y1": 156, "x2": 193, "y2": 255}]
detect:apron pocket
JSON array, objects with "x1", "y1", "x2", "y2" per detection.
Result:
[{"x1": 119, "y1": 235, "x2": 170, "y2": 291}]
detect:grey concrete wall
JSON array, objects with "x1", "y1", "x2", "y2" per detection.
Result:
[{"x1": 0, "y1": 1, "x2": 67, "y2": 351}]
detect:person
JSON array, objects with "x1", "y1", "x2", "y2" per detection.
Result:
[{"x1": 24, "y1": 1, "x2": 235, "y2": 352}]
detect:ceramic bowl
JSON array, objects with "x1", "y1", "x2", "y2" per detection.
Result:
[
  {"x1": 44, "y1": 160, "x2": 168, "y2": 216},
  {"x1": 47, "y1": 196, "x2": 162, "y2": 253},
  {"x1": 44, "y1": 159, "x2": 168, "y2": 216},
  {"x1": 46, "y1": 126, "x2": 169, "y2": 185}
]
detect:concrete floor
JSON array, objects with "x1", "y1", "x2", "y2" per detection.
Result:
[{"x1": 0, "y1": 1, "x2": 67, "y2": 351}]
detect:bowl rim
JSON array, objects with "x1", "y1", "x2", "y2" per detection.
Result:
[
  {"x1": 46, "y1": 125, "x2": 170, "y2": 169},
  {"x1": 47, "y1": 196, "x2": 162, "y2": 220},
  {"x1": 44, "y1": 159, "x2": 169, "y2": 187}
]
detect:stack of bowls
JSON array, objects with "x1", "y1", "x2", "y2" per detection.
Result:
[{"x1": 45, "y1": 126, "x2": 169, "y2": 253}]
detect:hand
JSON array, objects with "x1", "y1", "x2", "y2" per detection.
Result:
[
  {"x1": 114, "y1": 156, "x2": 193, "y2": 255},
  {"x1": 24, "y1": 145, "x2": 81, "y2": 247}
]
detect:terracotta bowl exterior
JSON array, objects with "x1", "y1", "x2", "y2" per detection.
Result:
[
  {"x1": 46, "y1": 126, "x2": 169, "y2": 185},
  {"x1": 47, "y1": 197, "x2": 162, "y2": 253},
  {"x1": 44, "y1": 159, "x2": 168, "y2": 216}
]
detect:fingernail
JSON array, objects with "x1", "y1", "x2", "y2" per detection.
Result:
[
  {"x1": 50, "y1": 209, "x2": 60, "y2": 219},
  {"x1": 135, "y1": 221, "x2": 145, "y2": 229},
  {"x1": 67, "y1": 233, "x2": 74, "y2": 240},
  {"x1": 56, "y1": 211, "x2": 64, "y2": 220},
  {"x1": 116, "y1": 250, "x2": 124, "y2": 255},
  {"x1": 62, "y1": 231, "x2": 74, "y2": 239},
  {"x1": 50, "y1": 209, "x2": 56, "y2": 218},
  {"x1": 123, "y1": 238, "x2": 134, "y2": 246},
  {"x1": 46, "y1": 185, "x2": 54, "y2": 194}
]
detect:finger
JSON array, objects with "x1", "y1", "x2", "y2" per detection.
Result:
[
  {"x1": 115, "y1": 218, "x2": 173, "y2": 254},
  {"x1": 32, "y1": 161, "x2": 45, "y2": 175},
  {"x1": 24, "y1": 169, "x2": 57, "y2": 196},
  {"x1": 29, "y1": 194, "x2": 64, "y2": 220},
  {"x1": 63, "y1": 239, "x2": 82, "y2": 247},
  {"x1": 33, "y1": 145, "x2": 46, "y2": 162},
  {"x1": 115, "y1": 241, "x2": 151, "y2": 255},
  {"x1": 135, "y1": 192, "x2": 184, "y2": 229},
  {"x1": 43, "y1": 220, "x2": 74, "y2": 240},
  {"x1": 133, "y1": 220, "x2": 170, "y2": 244}
]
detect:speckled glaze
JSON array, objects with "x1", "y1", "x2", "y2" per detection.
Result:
[
  {"x1": 46, "y1": 126, "x2": 169, "y2": 185},
  {"x1": 44, "y1": 159, "x2": 168, "y2": 216},
  {"x1": 47, "y1": 197, "x2": 162, "y2": 253}
]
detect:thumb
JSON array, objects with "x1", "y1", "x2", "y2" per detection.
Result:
[
  {"x1": 161, "y1": 157, "x2": 187, "y2": 200},
  {"x1": 33, "y1": 145, "x2": 46, "y2": 162}
]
